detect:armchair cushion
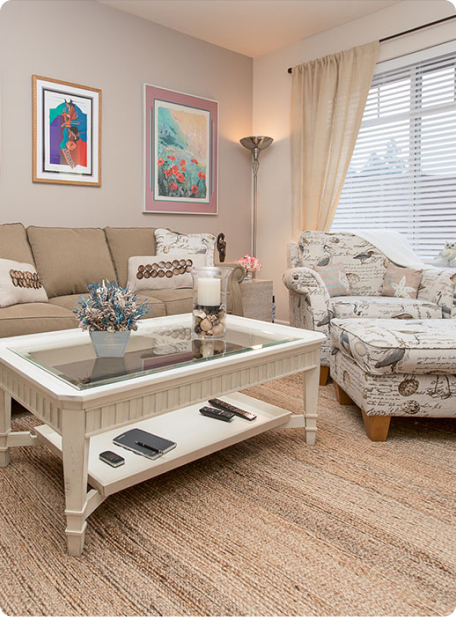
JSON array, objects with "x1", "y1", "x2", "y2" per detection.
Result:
[
  {"x1": 331, "y1": 296, "x2": 442, "y2": 320},
  {"x1": 382, "y1": 263, "x2": 422, "y2": 299},
  {"x1": 313, "y1": 263, "x2": 350, "y2": 297}
]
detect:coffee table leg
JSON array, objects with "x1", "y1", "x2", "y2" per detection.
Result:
[
  {"x1": 303, "y1": 366, "x2": 319, "y2": 445},
  {"x1": 0, "y1": 389, "x2": 12, "y2": 467},
  {"x1": 62, "y1": 409, "x2": 90, "y2": 556}
]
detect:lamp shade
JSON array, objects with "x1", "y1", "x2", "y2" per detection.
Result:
[{"x1": 240, "y1": 136, "x2": 273, "y2": 151}]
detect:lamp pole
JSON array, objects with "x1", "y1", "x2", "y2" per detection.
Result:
[{"x1": 240, "y1": 136, "x2": 273, "y2": 258}]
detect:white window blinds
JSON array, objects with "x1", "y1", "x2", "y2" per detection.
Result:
[{"x1": 331, "y1": 41, "x2": 456, "y2": 258}]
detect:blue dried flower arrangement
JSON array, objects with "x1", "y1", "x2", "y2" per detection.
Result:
[{"x1": 74, "y1": 280, "x2": 149, "y2": 332}]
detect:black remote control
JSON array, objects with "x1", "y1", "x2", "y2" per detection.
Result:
[
  {"x1": 199, "y1": 406, "x2": 235, "y2": 422},
  {"x1": 208, "y1": 398, "x2": 257, "y2": 421}
]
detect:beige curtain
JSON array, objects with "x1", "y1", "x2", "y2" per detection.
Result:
[{"x1": 291, "y1": 41, "x2": 379, "y2": 237}]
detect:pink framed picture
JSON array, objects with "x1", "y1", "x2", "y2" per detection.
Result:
[{"x1": 144, "y1": 84, "x2": 218, "y2": 215}]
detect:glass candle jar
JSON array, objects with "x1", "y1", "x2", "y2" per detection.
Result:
[{"x1": 191, "y1": 266, "x2": 233, "y2": 339}]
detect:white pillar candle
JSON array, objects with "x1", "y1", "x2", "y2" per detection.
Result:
[{"x1": 198, "y1": 277, "x2": 221, "y2": 306}]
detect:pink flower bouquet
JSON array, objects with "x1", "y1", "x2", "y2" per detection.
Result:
[{"x1": 235, "y1": 254, "x2": 262, "y2": 273}]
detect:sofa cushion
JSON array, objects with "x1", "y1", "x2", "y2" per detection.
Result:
[
  {"x1": 27, "y1": 227, "x2": 116, "y2": 298},
  {"x1": 0, "y1": 223, "x2": 35, "y2": 263},
  {"x1": 0, "y1": 303, "x2": 77, "y2": 338},
  {"x1": 49, "y1": 293, "x2": 166, "y2": 319},
  {"x1": 154, "y1": 229, "x2": 215, "y2": 266},
  {"x1": 331, "y1": 296, "x2": 443, "y2": 320},
  {"x1": 104, "y1": 227, "x2": 156, "y2": 288},
  {"x1": 138, "y1": 289, "x2": 193, "y2": 316},
  {"x1": 0, "y1": 258, "x2": 48, "y2": 308},
  {"x1": 330, "y1": 318, "x2": 456, "y2": 376},
  {"x1": 127, "y1": 253, "x2": 206, "y2": 292}
]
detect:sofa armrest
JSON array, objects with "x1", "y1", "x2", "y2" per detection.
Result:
[
  {"x1": 216, "y1": 261, "x2": 246, "y2": 316},
  {"x1": 283, "y1": 267, "x2": 333, "y2": 331},
  {"x1": 418, "y1": 267, "x2": 456, "y2": 318}
]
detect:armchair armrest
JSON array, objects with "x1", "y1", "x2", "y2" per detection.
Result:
[
  {"x1": 283, "y1": 267, "x2": 333, "y2": 331},
  {"x1": 216, "y1": 261, "x2": 246, "y2": 316},
  {"x1": 418, "y1": 267, "x2": 456, "y2": 318}
]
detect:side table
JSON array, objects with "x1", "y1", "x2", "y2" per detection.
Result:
[{"x1": 240, "y1": 278, "x2": 273, "y2": 322}]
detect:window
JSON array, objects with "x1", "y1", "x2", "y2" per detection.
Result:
[{"x1": 331, "y1": 41, "x2": 456, "y2": 258}]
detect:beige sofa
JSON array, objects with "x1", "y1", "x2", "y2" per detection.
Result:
[{"x1": 0, "y1": 223, "x2": 245, "y2": 338}]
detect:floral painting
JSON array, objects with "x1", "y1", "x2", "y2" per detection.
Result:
[
  {"x1": 144, "y1": 85, "x2": 218, "y2": 215},
  {"x1": 33, "y1": 76, "x2": 101, "y2": 186}
]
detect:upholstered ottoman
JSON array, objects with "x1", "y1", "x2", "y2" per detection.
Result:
[{"x1": 329, "y1": 318, "x2": 456, "y2": 441}]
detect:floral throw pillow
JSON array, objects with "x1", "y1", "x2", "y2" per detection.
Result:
[
  {"x1": 313, "y1": 263, "x2": 351, "y2": 297},
  {"x1": 0, "y1": 258, "x2": 48, "y2": 308},
  {"x1": 154, "y1": 229, "x2": 216, "y2": 266},
  {"x1": 382, "y1": 263, "x2": 423, "y2": 299},
  {"x1": 127, "y1": 253, "x2": 206, "y2": 292}
]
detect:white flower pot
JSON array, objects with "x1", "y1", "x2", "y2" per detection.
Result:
[{"x1": 89, "y1": 330, "x2": 131, "y2": 358}]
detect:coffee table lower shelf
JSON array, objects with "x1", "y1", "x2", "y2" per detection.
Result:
[{"x1": 34, "y1": 392, "x2": 292, "y2": 498}]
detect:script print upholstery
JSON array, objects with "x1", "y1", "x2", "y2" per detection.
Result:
[
  {"x1": 296, "y1": 231, "x2": 389, "y2": 296},
  {"x1": 330, "y1": 350, "x2": 456, "y2": 418},
  {"x1": 284, "y1": 232, "x2": 456, "y2": 368},
  {"x1": 331, "y1": 296, "x2": 442, "y2": 320},
  {"x1": 284, "y1": 267, "x2": 332, "y2": 365},
  {"x1": 330, "y1": 318, "x2": 456, "y2": 376}
]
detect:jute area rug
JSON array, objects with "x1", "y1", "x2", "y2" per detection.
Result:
[{"x1": 0, "y1": 375, "x2": 455, "y2": 617}]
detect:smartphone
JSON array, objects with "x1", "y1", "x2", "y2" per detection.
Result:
[{"x1": 99, "y1": 450, "x2": 125, "y2": 467}]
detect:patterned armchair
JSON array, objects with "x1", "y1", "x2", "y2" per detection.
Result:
[{"x1": 283, "y1": 231, "x2": 456, "y2": 384}]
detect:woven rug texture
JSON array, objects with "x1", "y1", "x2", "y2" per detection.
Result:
[{"x1": 0, "y1": 375, "x2": 455, "y2": 617}]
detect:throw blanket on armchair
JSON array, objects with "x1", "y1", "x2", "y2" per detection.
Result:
[{"x1": 348, "y1": 230, "x2": 427, "y2": 269}]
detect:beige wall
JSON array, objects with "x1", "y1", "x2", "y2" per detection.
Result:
[
  {"x1": 0, "y1": 0, "x2": 253, "y2": 262},
  {"x1": 253, "y1": 0, "x2": 456, "y2": 323}
]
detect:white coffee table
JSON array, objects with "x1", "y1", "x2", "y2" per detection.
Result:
[{"x1": 0, "y1": 314, "x2": 324, "y2": 555}]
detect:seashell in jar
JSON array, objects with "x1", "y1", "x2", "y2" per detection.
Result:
[
  {"x1": 200, "y1": 318, "x2": 212, "y2": 332},
  {"x1": 194, "y1": 309, "x2": 206, "y2": 319},
  {"x1": 212, "y1": 324, "x2": 224, "y2": 336}
]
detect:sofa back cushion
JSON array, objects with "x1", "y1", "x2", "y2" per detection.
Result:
[
  {"x1": 104, "y1": 227, "x2": 156, "y2": 288},
  {"x1": 27, "y1": 227, "x2": 116, "y2": 298},
  {"x1": 296, "y1": 231, "x2": 388, "y2": 296},
  {"x1": 0, "y1": 223, "x2": 35, "y2": 264}
]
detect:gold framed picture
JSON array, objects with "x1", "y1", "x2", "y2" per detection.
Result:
[{"x1": 32, "y1": 75, "x2": 101, "y2": 186}]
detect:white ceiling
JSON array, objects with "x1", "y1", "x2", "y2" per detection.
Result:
[{"x1": 98, "y1": 0, "x2": 403, "y2": 57}]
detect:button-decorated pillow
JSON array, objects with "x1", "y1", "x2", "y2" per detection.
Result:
[
  {"x1": 313, "y1": 263, "x2": 351, "y2": 297},
  {"x1": 127, "y1": 253, "x2": 207, "y2": 291},
  {"x1": 382, "y1": 262, "x2": 423, "y2": 299},
  {"x1": 154, "y1": 229, "x2": 216, "y2": 266},
  {"x1": 0, "y1": 258, "x2": 48, "y2": 307}
]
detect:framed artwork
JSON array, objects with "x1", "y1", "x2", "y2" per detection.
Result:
[
  {"x1": 144, "y1": 84, "x2": 218, "y2": 214},
  {"x1": 32, "y1": 75, "x2": 101, "y2": 186}
]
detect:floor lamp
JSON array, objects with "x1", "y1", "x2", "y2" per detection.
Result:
[{"x1": 240, "y1": 136, "x2": 273, "y2": 258}]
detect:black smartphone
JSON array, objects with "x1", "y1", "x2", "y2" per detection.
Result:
[{"x1": 99, "y1": 450, "x2": 125, "y2": 467}]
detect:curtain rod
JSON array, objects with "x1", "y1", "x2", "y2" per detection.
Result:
[{"x1": 287, "y1": 14, "x2": 456, "y2": 73}]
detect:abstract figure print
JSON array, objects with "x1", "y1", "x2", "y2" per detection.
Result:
[{"x1": 49, "y1": 98, "x2": 87, "y2": 169}]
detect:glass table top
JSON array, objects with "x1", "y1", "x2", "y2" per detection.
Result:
[{"x1": 10, "y1": 319, "x2": 298, "y2": 390}]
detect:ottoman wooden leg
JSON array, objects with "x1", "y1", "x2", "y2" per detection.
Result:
[
  {"x1": 333, "y1": 382, "x2": 354, "y2": 405},
  {"x1": 320, "y1": 366, "x2": 330, "y2": 386},
  {"x1": 362, "y1": 409, "x2": 391, "y2": 441}
]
